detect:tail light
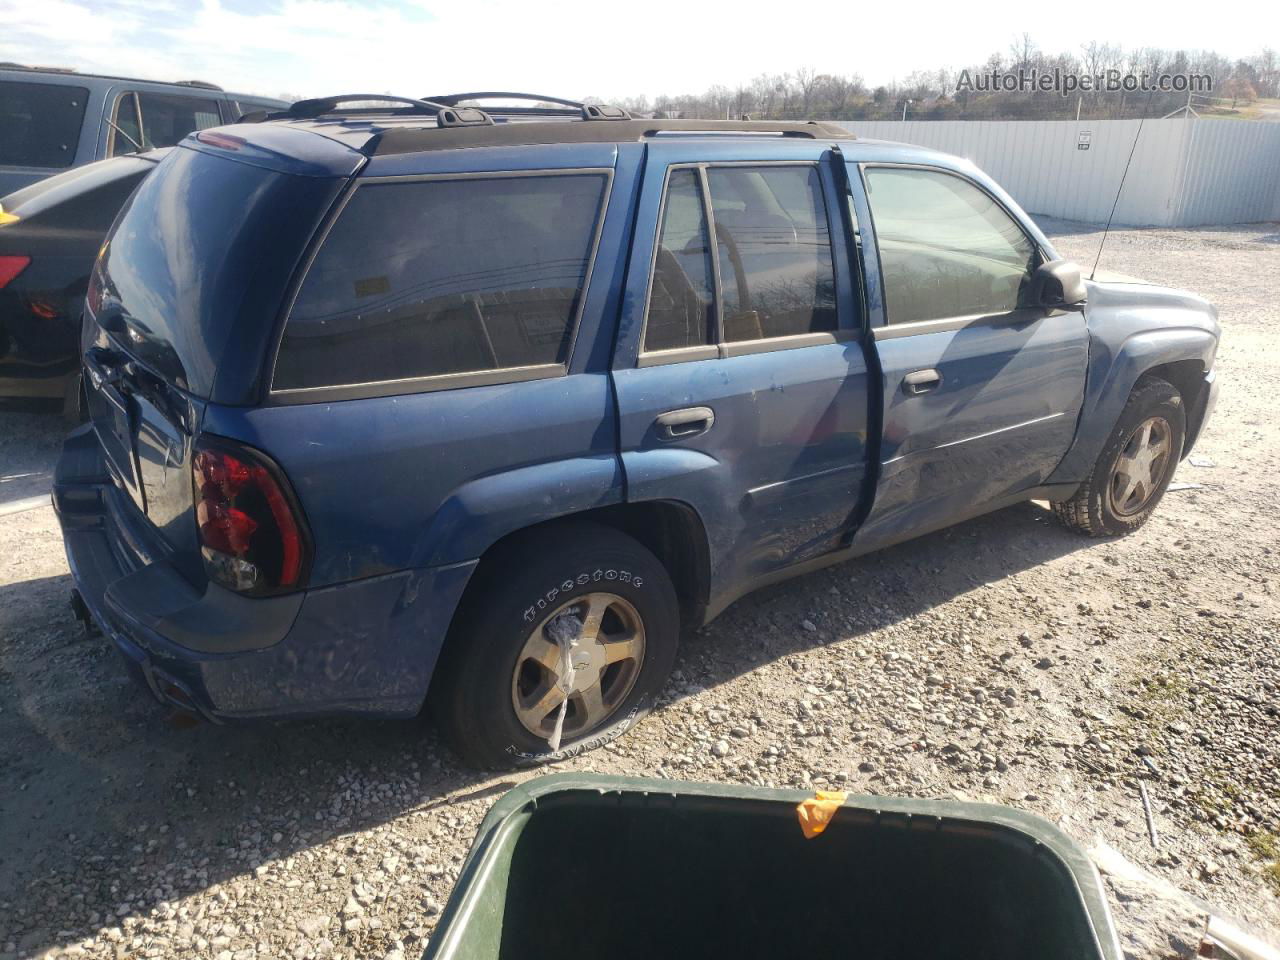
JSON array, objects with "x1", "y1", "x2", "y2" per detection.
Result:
[
  {"x1": 192, "y1": 436, "x2": 310, "y2": 595},
  {"x1": 0, "y1": 255, "x2": 30, "y2": 289}
]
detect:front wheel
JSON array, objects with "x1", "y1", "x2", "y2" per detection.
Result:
[
  {"x1": 1052, "y1": 377, "x2": 1185, "y2": 537},
  {"x1": 432, "y1": 523, "x2": 680, "y2": 769}
]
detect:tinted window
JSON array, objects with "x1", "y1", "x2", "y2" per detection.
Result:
[
  {"x1": 275, "y1": 173, "x2": 608, "y2": 391},
  {"x1": 707, "y1": 165, "x2": 836, "y2": 342},
  {"x1": 95, "y1": 146, "x2": 343, "y2": 399},
  {"x1": 864, "y1": 167, "x2": 1037, "y2": 325},
  {"x1": 0, "y1": 81, "x2": 87, "y2": 168},
  {"x1": 643, "y1": 168, "x2": 715, "y2": 352},
  {"x1": 136, "y1": 93, "x2": 222, "y2": 148},
  {"x1": 16, "y1": 164, "x2": 149, "y2": 236},
  {"x1": 0, "y1": 153, "x2": 156, "y2": 217}
]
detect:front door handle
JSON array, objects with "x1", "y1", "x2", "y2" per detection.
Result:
[
  {"x1": 654, "y1": 406, "x2": 715, "y2": 441},
  {"x1": 903, "y1": 369, "x2": 942, "y2": 395}
]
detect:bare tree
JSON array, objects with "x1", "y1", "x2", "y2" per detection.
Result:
[
  {"x1": 1009, "y1": 32, "x2": 1038, "y2": 69},
  {"x1": 794, "y1": 66, "x2": 820, "y2": 117},
  {"x1": 592, "y1": 40, "x2": 1270, "y2": 123}
]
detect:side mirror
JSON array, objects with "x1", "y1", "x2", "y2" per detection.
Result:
[{"x1": 1031, "y1": 259, "x2": 1087, "y2": 310}]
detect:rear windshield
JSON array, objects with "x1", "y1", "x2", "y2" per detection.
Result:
[
  {"x1": 0, "y1": 81, "x2": 88, "y2": 168},
  {"x1": 1, "y1": 153, "x2": 157, "y2": 218},
  {"x1": 273, "y1": 172, "x2": 609, "y2": 393},
  {"x1": 93, "y1": 145, "x2": 344, "y2": 401}
]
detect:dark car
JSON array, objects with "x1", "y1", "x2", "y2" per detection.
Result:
[
  {"x1": 0, "y1": 64, "x2": 286, "y2": 196},
  {"x1": 0, "y1": 150, "x2": 167, "y2": 412},
  {"x1": 53, "y1": 93, "x2": 1219, "y2": 768}
]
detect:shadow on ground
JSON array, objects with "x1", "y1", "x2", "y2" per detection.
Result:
[
  {"x1": 0, "y1": 499, "x2": 1091, "y2": 956},
  {"x1": 0, "y1": 408, "x2": 64, "y2": 507}
]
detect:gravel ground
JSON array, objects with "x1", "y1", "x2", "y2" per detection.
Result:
[{"x1": 1, "y1": 218, "x2": 1277, "y2": 960}]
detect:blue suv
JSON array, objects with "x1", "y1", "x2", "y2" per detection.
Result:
[{"x1": 54, "y1": 93, "x2": 1219, "y2": 767}]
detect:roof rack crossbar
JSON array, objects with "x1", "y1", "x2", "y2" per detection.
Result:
[
  {"x1": 279, "y1": 94, "x2": 452, "y2": 120},
  {"x1": 423, "y1": 91, "x2": 586, "y2": 109}
]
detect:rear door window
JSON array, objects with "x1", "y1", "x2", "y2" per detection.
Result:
[
  {"x1": 0, "y1": 81, "x2": 88, "y2": 168},
  {"x1": 643, "y1": 168, "x2": 715, "y2": 352},
  {"x1": 707, "y1": 165, "x2": 837, "y2": 342},
  {"x1": 137, "y1": 93, "x2": 221, "y2": 147},
  {"x1": 640, "y1": 162, "x2": 840, "y2": 356},
  {"x1": 274, "y1": 172, "x2": 610, "y2": 394},
  {"x1": 111, "y1": 92, "x2": 221, "y2": 155},
  {"x1": 109, "y1": 94, "x2": 143, "y2": 156}
]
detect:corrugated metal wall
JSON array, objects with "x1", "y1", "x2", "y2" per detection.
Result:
[{"x1": 837, "y1": 119, "x2": 1280, "y2": 227}]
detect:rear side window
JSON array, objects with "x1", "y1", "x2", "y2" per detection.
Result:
[
  {"x1": 0, "y1": 81, "x2": 88, "y2": 168},
  {"x1": 274, "y1": 172, "x2": 609, "y2": 393}
]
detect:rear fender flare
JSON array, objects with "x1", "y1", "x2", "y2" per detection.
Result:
[{"x1": 412, "y1": 455, "x2": 625, "y2": 568}]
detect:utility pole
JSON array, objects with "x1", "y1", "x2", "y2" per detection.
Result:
[{"x1": 1076, "y1": 95, "x2": 1082, "y2": 121}]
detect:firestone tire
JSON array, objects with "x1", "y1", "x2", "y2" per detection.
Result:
[
  {"x1": 1052, "y1": 377, "x2": 1185, "y2": 537},
  {"x1": 431, "y1": 523, "x2": 679, "y2": 770}
]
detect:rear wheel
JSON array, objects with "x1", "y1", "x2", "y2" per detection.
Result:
[
  {"x1": 432, "y1": 523, "x2": 679, "y2": 769},
  {"x1": 1052, "y1": 377, "x2": 1185, "y2": 536}
]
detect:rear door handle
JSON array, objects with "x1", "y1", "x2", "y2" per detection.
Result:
[
  {"x1": 903, "y1": 369, "x2": 942, "y2": 395},
  {"x1": 654, "y1": 406, "x2": 715, "y2": 441}
]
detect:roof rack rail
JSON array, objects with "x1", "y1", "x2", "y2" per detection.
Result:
[
  {"x1": 177, "y1": 80, "x2": 224, "y2": 91},
  {"x1": 368, "y1": 118, "x2": 855, "y2": 157}
]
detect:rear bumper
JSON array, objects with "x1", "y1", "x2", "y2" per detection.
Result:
[{"x1": 54, "y1": 424, "x2": 477, "y2": 721}]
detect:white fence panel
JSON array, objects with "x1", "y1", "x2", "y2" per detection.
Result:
[
  {"x1": 836, "y1": 119, "x2": 1280, "y2": 227},
  {"x1": 1174, "y1": 120, "x2": 1280, "y2": 226}
]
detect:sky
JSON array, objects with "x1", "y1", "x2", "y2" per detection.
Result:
[{"x1": 0, "y1": 0, "x2": 1269, "y2": 102}]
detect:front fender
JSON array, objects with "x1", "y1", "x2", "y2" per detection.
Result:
[
  {"x1": 1048, "y1": 281, "x2": 1218, "y2": 484},
  {"x1": 413, "y1": 455, "x2": 625, "y2": 568}
]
